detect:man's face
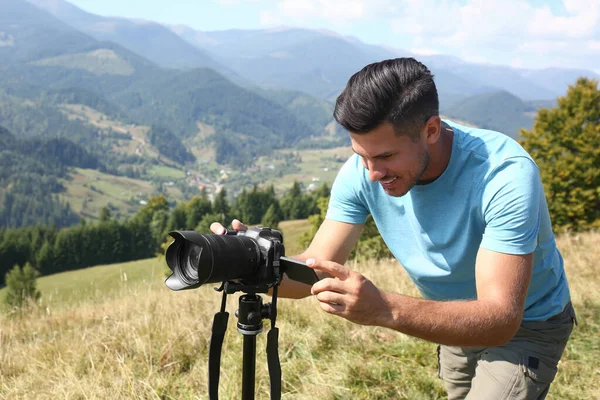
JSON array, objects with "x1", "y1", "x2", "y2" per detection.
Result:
[{"x1": 350, "y1": 122, "x2": 430, "y2": 197}]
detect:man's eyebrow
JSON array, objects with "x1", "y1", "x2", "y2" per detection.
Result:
[{"x1": 351, "y1": 147, "x2": 393, "y2": 159}]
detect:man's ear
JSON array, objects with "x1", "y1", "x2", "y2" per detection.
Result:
[{"x1": 423, "y1": 116, "x2": 442, "y2": 144}]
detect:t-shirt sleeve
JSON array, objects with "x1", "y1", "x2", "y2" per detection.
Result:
[
  {"x1": 326, "y1": 155, "x2": 370, "y2": 224},
  {"x1": 480, "y1": 157, "x2": 542, "y2": 255}
]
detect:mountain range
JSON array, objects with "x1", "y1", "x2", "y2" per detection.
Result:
[{"x1": 0, "y1": 0, "x2": 597, "y2": 226}]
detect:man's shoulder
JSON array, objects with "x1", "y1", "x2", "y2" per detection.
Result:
[{"x1": 447, "y1": 120, "x2": 534, "y2": 167}]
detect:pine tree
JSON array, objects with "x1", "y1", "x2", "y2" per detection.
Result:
[
  {"x1": 520, "y1": 78, "x2": 600, "y2": 231},
  {"x1": 99, "y1": 206, "x2": 111, "y2": 222},
  {"x1": 212, "y1": 188, "x2": 230, "y2": 224},
  {"x1": 261, "y1": 204, "x2": 281, "y2": 229},
  {"x1": 4, "y1": 263, "x2": 41, "y2": 309}
]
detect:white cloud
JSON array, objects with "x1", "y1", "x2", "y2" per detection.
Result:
[
  {"x1": 256, "y1": 0, "x2": 600, "y2": 70},
  {"x1": 265, "y1": 0, "x2": 395, "y2": 22}
]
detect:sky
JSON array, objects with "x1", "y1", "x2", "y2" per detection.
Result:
[{"x1": 67, "y1": 0, "x2": 600, "y2": 73}]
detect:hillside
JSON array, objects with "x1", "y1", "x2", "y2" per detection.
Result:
[
  {"x1": 0, "y1": 125, "x2": 103, "y2": 227},
  {"x1": 27, "y1": 0, "x2": 232, "y2": 73},
  {"x1": 112, "y1": 67, "x2": 321, "y2": 166},
  {"x1": 443, "y1": 91, "x2": 537, "y2": 138},
  {"x1": 0, "y1": 230, "x2": 598, "y2": 399}
]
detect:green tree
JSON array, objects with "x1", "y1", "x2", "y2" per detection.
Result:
[
  {"x1": 186, "y1": 192, "x2": 212, "y2": 229},
  {"x1": 4, "y1": 263, "x2": 41, "y2": 309},
  {"x1": 213, "y1": 189, "x2": 230, "y2": 223},
  {"x1": 261, "y1": 203, "x2": 282, "y2": 229},
  {"x1": 151, "y1": 209, "x2": 170, "y2": 248},
  {"x1": 281, "y1": 181, "x2": 311, "y2": 220},
  {"x1": 99, "y1": 206, "x2": 111, "y2": 222},
  {"x1": 520, "y1": 78, "x2": 600, "y2": 232},
  {"x1": 133, "y1": 195, "x2": 169, "y2": 226},
  {"x1": 167, "y1": 203, "x2": 188, "y2": 231}
]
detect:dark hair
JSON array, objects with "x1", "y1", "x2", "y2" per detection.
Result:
[{"x1": 333, "y1": 58, "x2": 439, "y2": 138}]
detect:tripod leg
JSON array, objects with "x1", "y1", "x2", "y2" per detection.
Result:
[{"x1": 242, "y1": 335, "x2": 257, "y2": 400}]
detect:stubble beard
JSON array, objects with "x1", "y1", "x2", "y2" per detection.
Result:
[{"x1": 386, "y1": 149, "x2": 430, "y2": 197}]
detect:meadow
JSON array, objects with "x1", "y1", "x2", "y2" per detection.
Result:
[{"x1": 0, "y1": 222, "x2": 598, "y2": 399}]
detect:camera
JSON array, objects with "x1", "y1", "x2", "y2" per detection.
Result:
[{"x1": 165, "y1": 226, "x2": 319, "y2": 292}]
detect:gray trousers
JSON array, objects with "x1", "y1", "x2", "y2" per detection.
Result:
[{"x1": 438, "y1": 302, "x2": 576, "y2": 400}]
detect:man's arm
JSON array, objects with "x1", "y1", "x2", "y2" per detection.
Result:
[{"x1": 309, "y1": 247, "x2": 533, "y2": 347}]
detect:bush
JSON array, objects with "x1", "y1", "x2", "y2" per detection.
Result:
[{"x1": 3, "y1": 262, "x2": 41, "y2": 309}]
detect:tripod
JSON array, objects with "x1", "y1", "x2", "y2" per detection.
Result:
[{"x1": 208, "y1": 282, "x2": 281, "y2": 400}]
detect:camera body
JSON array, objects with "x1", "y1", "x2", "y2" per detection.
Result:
[{"x1": 231, "y1": 226, "x2": 285, "y2": 285}]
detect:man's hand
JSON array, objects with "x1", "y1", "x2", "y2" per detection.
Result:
[
  {"x1": 307, "y1": 258, "x2": 392, "y2": 326},
  {"x1": 210, "y1": 219, "x2": 247, "y2": 235}
]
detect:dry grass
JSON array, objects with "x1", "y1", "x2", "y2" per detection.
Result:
[{"x1": 0, "y1": 231, "x2": 598, "y2": 399}]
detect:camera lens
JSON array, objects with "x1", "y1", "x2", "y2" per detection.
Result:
[
  {"x1": 179, "y1": 243, "x2": 202, "y2": 284},
  {"x1": 165, "y1": 231, "x2": 264, "y2": 290}
]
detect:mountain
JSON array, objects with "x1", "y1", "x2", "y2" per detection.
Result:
[
  {"x1": 0, "y1": 0, "x2": 161, "y2": 97},
  {"x1": 112, "y1": 67, "x2": 320, "y2": 166},
  {"x1": 26, "y1": 0, "x2": 227, "y2": 73},
  {"x1": 172, "y1": 26, "x2": 599, "y2": 104},
  {"x1": 186, "y1": 29, "x2": 392, "y2": 99},
  {"x1": 0, "y1": 0, "x2": 95, "y2": 64},
  {"x1": 443, "y1": 91, "x2": 537, "y2": 138},
  {"x1": 518, "y1": 67, "x2": 600, "y2": 97},
  {"x1": 1, "y1": 0, "x2": 333, "y2": 168}
]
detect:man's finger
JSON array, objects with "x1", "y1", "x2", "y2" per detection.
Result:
[
  {"x1": 306, "y1": 258, "x2": 350, "y2": 280},
  {"x1": 210, "y1": 222, "x2": 226, "y2": 234},
  {"x1": 315, "y1": 291, "x2": 345, "y2": 305},
  {"x1": 311, "y1": 277, "x2": 346, "y2": 295},
  {"x1": 231, "y1": 219, "x2": 248, "y2": 231},
  {"x1": 319, "y1": 302, "x2": 345, "y2": 315}
]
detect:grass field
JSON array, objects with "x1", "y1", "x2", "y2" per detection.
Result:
[
  {"x1": 61, "y1": 168, "x2": 154, "y2": 219},
  {"x1": 61, "y1": 168, "x2": 186, "y2": 221},
  {"x1": 0, "y1": 223, "x2": 598, "y2": 399}
]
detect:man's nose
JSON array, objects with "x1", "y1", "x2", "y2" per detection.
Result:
[{"x1": 367, "y1": 161, "x2": 386, "y2": 182}]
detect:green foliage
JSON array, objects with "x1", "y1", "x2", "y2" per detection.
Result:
[
  {"x1": 280, "y1": 181, "x2": 314, "y2": 220},
  {"x1": 0, "y1": 125, "x2": 110, "y2": 228},
  {"x1": 231, "y1": 185, "x2": 279, "y2": 225},
  {"x1": 167, "y1": 203, "x2": 188, "y2": 231},
  {"x1": 132, "y1": 195, "x2": 169, "y2": 226},
  {"x1": 520, "y1": 78, "x2": 600, "y2": 232},
  {"x1": 147, "y1": 126, "x2": 195, "y2": 165},
  {"x1": 99, "y1": 206, "x2": 111, "y2": 222},
  {"x1": 300, "y1": 196, "x2": 329, "y2": 248},
  {"x1": 261, "y1": 204, "x2": 282, "y2": 229},
  {"x1": 185, "y1": 192, "x2": 212, "y2": 229},
  {"x1": 212, "y1": 189, "x2": 230, "y2": 224},
  {"x1": 3, "y1": 262, "x2": 41, "y2": 309},
  {"x1": 352, "y1": 215, "x2": 393, "y2": 261}
]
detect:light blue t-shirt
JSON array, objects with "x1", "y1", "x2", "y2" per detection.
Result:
[{"x1": 326, "y1": 120, "x2": 570, "y2": 321}]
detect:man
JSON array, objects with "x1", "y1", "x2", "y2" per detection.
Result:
[{"x1": 212, "y1": 58, "x2": 575, "y2": 399}]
